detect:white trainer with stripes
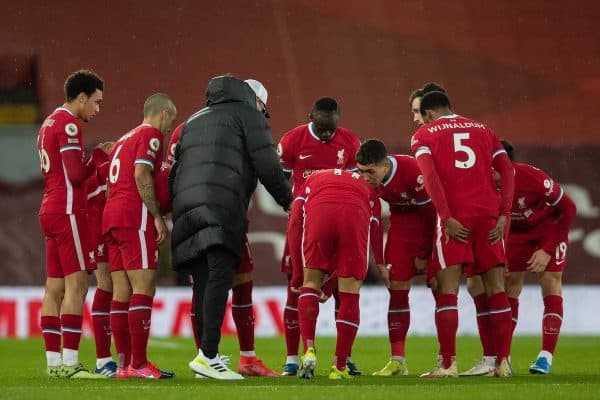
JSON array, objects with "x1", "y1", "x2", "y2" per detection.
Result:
[{"x1": 189, "y1": 350, "x2": 244, "y2": 380}]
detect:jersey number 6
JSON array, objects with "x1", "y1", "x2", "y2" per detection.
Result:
[{"x1": 109, "y1": 144, "x2": 124, "y2": 184}]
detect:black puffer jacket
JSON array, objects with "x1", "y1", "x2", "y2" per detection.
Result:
[{"x1": 169, "y1": 76, "x2": 292, "y2": 270}]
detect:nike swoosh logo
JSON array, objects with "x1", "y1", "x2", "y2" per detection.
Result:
[
  {"x1": 555, "y1": 259, "x2": 565, "y2": 265},
  {"x1": 299, "y1": 155, "x2": 312, "y2": 159}
]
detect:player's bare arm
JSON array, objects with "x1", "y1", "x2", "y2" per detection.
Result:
[{"x1": 134, "y1": 163, "x2": 167, "y2": 245}]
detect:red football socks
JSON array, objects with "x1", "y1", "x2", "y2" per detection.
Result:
[
  {"x1": 542, "y1": 295, "x2": 563, "y2": 354},
  {"x1": 488, "y1": 292, "x2": 512, "y2": 363},
  {"x1": 388, "y1": 289, "x2": 410, "y2": 358},
  {"x1": 61, "y1": 314, "x2": 83, "y2": 351},
  {"x1": 129, "y1": 294, "x2": 153, "y2": 369},
  {"x1": 335, "y1": 292, "x2": 360, "y2": 371},
  {"x1": 91, "y1": 288, "x2": 113, "y2": 359},
  {"x1": 509, "y1": 297, "x2": 519, "y2": 334},
  {"x1": 110, "y1": 300, "x2": 130, "y2": 368},
  {"x1": 298, "y1": 287, "x2": 320, "y2": 353},
  {"x1": 232, "y1": 280, "x2": 255, "y2": 352},
  {"x1": 435, "y1": 294, "x2": 458, "y2": 369},
  {"x1": 41, "y1": 315, "x2": 61, "y2": 353},
  {"x1": 284, "y1": 286, "x2": 300, "y2": 356},
  {"x1": 473, "y1": 294, "x2": 495, "y2": 357}
]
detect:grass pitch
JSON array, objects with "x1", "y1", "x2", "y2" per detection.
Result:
[{"x1": 0, "y1": 335, "x2": 598, "y2": 400}]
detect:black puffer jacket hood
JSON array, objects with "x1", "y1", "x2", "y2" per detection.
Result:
[{"x1": 205, "y1": 75, "x2": 256, "y2": 107}]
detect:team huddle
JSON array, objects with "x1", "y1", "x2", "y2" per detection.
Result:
[{"x1": 36, "y1": 70, "x2": 576, "y2": 381}]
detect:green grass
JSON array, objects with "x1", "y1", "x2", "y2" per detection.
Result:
[{"x1": 1, "y1": 336, "x2": 599, "y2": 400}]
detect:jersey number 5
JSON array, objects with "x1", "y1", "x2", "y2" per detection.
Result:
[
  {"x1": 453, "y1": 133, "x2": 476, "y2": 169},
  {"x1": 109, "y1": 144, "x2": 123, "y2": 184}
]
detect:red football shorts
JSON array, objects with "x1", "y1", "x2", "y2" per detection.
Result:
[
  {"x1": 40, "y1": 212, "x2": 95, "y2": 278},
  {"x1": 302, "y1": 202, "x2": 370, "y2": 281},
  {"x1": 506, "y1": 231, "x2": 568, "y2": 273},
  {"x1": 104, "y1": 227, "x2": 158, "y2": 272},
  {"x1": 88, "y1": 209, "x2": 108, "y2": 263},
  {"x1": 237, "y1": 236, "x2": 254, "y2": 274},
  {"x1": 385, "y1": 214, "x2": 428, "y2": 282},
  {"x1": 434, "y1": 215, "x2": 507, "y2": 276}
]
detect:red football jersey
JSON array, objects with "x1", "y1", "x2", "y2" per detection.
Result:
[
  {"x1": 300, "y1": 168, "x2": 383, "y2": 263},
  {"x1": 164, "y1": 121, "x2": 183, "y2": 168},
  {"x1": 411, "y1": 114, "x2": 505, "y2": 218},
  {"x1": 87, "y1": 161, "x2": 109, "y2": 215},
  {"x1": 278, "y1": 123, "x2": 361, "y2": 197},
  {"x1": 37, "y1": 107, "x2": 87, "y2": 215},
  {"x1": 510, "y1": 162, "x2": 564, "y2": 232},
  {"x1": 377, "y1": 154, "x2": 431, "y2": 215},
  {"x1": 103, "y1": 124, "x2": 164, "y2": 232}
]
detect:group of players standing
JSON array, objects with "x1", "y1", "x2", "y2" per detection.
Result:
[{"x1": 36, "y1": 70, "x2": 576, "y2": 381}]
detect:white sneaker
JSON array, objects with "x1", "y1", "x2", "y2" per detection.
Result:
[
  {"x1": 460, "y1": 358, "x2": 496, "y2": 377},
  {"x1": 189, "y1": 350, "x2": 244, "y2": 380}
]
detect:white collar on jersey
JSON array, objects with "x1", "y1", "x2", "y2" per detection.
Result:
[
  {"x1": 381, "y1": 156, "x2": 398, "y2": 187},
  {"x1": 436, "y1": 113, "x2": 460, "y2": 120},
  {"x1": 308, "y1": 122, "x2": 336, "y2": 142},
  {"x1": 55, "y1": 106, "x2": 75, "y2": 116}
]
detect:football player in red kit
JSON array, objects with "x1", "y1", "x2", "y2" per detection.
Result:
[
  {"x1": 411, "y1": 91, "x2": 515, "y2": 378},
  {"x1": 500, "y1": 141, "x2": 577, "y2": 375},
  {"x1": 38, "y1": 69, "x2": 108, "y2": 378},
  {"x1": 86, "y1": 151, "x2": 119, "y2": 377},
  {"x1": 278, "y1": 97, "x2": 361, "y2": 376},
  {"x1": 103, "y1": 94, "x2": 176, "y2": 379},
  {"x1": 287, "y1": 169, "x2": 384, "y2": 380},
  {"x1": 355, "y1": 139, "x2": 436, "y2": 376}
]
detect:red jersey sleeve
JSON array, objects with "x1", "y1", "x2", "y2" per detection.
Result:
[
  {"x1": 288, "y1": 195, "x2": 306, "y2": 289},
  {"x1": 277, "y1": 132, "x2": 295, "y2": 173},
  {"x1": 135, "y1": 128, "x2": 163, "y2": 171},
  {"x1": 344, "y1": 136, "x2": 361, "y2": 171},
  {"x1": 369, "y1": 190, "x2": 384, "y2": 265},
  {"x1": 491, "y1": 133, "x2": 514, "y2": 216},
  {"x1": 529, "y1": 167, "x2": 576, "y2": 254}
]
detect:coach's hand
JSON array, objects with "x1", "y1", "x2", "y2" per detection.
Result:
[
  {"x1": 526, "y1": 249, "x2": 551, "y2": 273},
  {"x1": 488, "y1": 215, "x2": 507, "y2": 244},
  {"x1": 445, "y1": 217, "x2": 470, "y2": 243},
  {"x1": 414, "y1": 257, "x2": 428, "y2": 275},
  {"x1": 377, "y1": 264, "x2": 391, "y2": 289},
  {"x1": 154, "y1": 216, "x2": 168, "y2": 245}
]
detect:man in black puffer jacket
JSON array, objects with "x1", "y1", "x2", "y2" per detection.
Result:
[{"x1": 170, "y1": 75, "x2": 292, "y2": 379}]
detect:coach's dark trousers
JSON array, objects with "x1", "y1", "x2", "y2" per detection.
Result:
[{"x1": 190, "y1": 246, "x2": 239, "y2": 359}]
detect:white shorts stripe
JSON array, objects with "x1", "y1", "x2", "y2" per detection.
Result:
[
  {"x1": 435, "y1": 215, "x2": 447, "y2": 269},
  {"x1": 69, "y1": 214, "x2": 86, "y2": 271},
  {"x1": 138, "y1": 229, "x2": 148, "y2": 269}
]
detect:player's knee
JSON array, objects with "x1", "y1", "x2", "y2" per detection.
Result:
[
  {"x1": 466, "y1": 276, "x2": 484, "y2": 297},
  {"x1": 232, "y1": 272, "x2": 252, "y2": 287},
  {"x1": 540, "y1": 272, "x2": 562, "y2": 295},
  {"x1": 389, "y1": 280, "x2": 411, "y2": 291}
]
